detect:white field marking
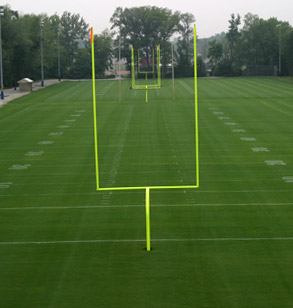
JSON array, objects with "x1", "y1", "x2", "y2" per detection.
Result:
[
  {"x1": 0, "y1": 177, "x2": 281, "y2": 186},
  {"x1": 251, "y1": 81, "x2": 292, "y2": 96},
  {"x1": 8, "y1": 164, "x2": 31, "y2": 170},
  {"x1": 224, "y1": 122, "x2": 238, "y2": 126},
  {"x1": 265, "y1": 160, "x2": 286, "y2": 166},
  {"x1": 238, "y1": 80, "x2": 284, "y2": 97},
  {"x1": 232, "y1": 129, "x2": 246, "y2": 133},
  {"x1": 0, "y1": 202, "x2": 292, "y2": 211},
  {"x1": 208, "y1": 107, "x2": 218, "y2": 110},
  {"x1": 260, "y1": 101, "x2": 292, "y2": 116},
  {"x1": 218, "y1": 117, "x2": 230, "y2": 120},
  {"x1": 275, "y1": 100, "x2": 293, "y2": 109},
  {"x1": 0, "y1": 106, "x2": 31, "y2": 123},
  {"x1": 25, "y1": 151, "x2": 44, "y2": 157},
  {"x1": 216, "y1": 79, "x2": 252, "y2": 98},
  {"x1": 251, "y1": 147, "x2": 270, "y2": 152},
  {"x1": 100, "y1": 106, "x2": 133, "y2": 190},
  {"x1": 58, "y1": 125, "x2": 70, "y2": 129},
  {"x1": 49, "y1": 132, "x2": 63, "y2": 136},
  {"x1": 1, "y1": 237, "x2": 293, "y2": 246},
  {"x1": 0, "y1": 182, "x2": 12, "y2": 189},
  {"x1": 264, "y1": 84, "x2": 293, "y2": 96},
  {"x1": 2, "y1": 189, "x2": 293, "y2": 199},
  {"x1": 213, "y1": 111, "x2": 224, "y2": 115},
  {"x1": 38, "y1": 141, "x2": 54, "y2": 145},
  {"x1": 65, "y1": 119, "x2": 76, "y2": 122},
  {"x1": 4, "y1": 164, "x2": 290, "y2": 176},
  {"x1": 240, "y1": 137, "x2": 256, "y2": 141},
  {"x1": 177, "y1": 80, "x2": 194, "y2": 93},
  {"x1": 283, "y1": 176, "x2": 293, "y2": 183},
  {"x1": 70, "y1": 114, "x2": 81, "y2": 117}
]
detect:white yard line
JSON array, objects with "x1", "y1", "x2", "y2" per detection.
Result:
[
  {"x1": 1, "y1": 237, "x2": 293, "y2": 246},
  {"x1": 0, "y1": 202, "x2": 292, "y2": 211},
  {"x1": 0, "y1": 178, "x2": 285, "y2": 189},
  {"x1": 1, "y1": 189, "x2": 293, "y2": 198},
  {"x1": 260, "y1": 100, "x2": 293, "y2": 116},
  {"x1": 275, "y1": 100, "x2": 293, "y2": 109}
]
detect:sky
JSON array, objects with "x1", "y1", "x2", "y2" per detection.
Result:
[{"x1": 4, "y1": 0, "x2": 293, "y2": 38}]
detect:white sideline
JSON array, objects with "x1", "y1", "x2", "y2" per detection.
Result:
[{"x1": 1, "y1": 237, "x2": 293, "y2": 246}]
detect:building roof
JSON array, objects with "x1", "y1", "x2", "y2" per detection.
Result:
[{"x1": 18, "y1": 78, "x2": 34, "y2": 84}]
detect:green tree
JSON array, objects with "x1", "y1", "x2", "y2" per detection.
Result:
[
  {"x1": 284, "y1": 30, "x2": 293, "y2": 76},
  {"x1": 0, "y1": 6, "x2": 116, "y2": 85},
  {"x1": 110, "y1": 6, "x2": 180, "y2": 74},
  {"x1": 237, "y1": 16, "x2": 291, "y2": 75},
  {"x1": 226, "y1": 13, "x2": 241, "y2": 60},
  {"x1": 59, "y1": 11, "x2": 89, "y2": 77},
  {"x1": 70, "y1": 30, "x2": 113, "y2": 78},
  {"x1": 1, "y1": 5, "x2": 20, "y2": 86},
  {"x1": 176, "y1": 13, "x2": 195, "y2": 77},
  {"x1": 197, "y1": 55, "x2": 206, "y2": 77},
  {"x1": 207, "y1": 40, "x2": 223, "y2": 75},
  {"x1": 94, "y1": 30, "x2": 113, "y2": 77}
]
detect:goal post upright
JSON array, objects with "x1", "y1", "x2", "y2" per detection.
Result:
[
  {"x1": 194, "y1": 25, "x2": 199, "y2": 185},
  {"x1": 145, "y1": 187, "x2": 151, "y2": 251},
  {"x1": 90, "y1": 27, "x2": 100, "y2": 190},
  {"x1": 131, "y1": 45, "x2": 136, "y2": 89},
  {"x1": 157, "y1": 45, "x2": 161, "y2": 88},
  {"x1": 91, "y1": 25, "x2": 199, "y2": 252}
]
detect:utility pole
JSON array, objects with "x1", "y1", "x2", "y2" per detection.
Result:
[
  {"x1": 277, "y1": 24, "x2": 282, "y2": 76},
  {"x1": 40, "y1": 18, "x2": 44, "y2": 87},
  {"x1": 0, "y1": 6, "x2": 5, "y2": 99},
  {"x1": 57, "y1": 24, "x2": 61, "y2": 82},
  {"x1": 118, "y1": 32, "x2": 121, "y2": 102},
  {"x1": 171, "y1": 42, "x2": 175, "y2": 101}
]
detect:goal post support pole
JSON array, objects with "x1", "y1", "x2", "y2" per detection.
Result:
[
  {"x1": 194, "y1": 25, "x2": 199, "y2": 185},
  {"x1": 145, "y1": 187, "x2": 151, "y2": 251}
]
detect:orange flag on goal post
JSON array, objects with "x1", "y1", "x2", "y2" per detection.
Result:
[{"x1": 90, "y1": 27, "x2": 93, "y2": 44}]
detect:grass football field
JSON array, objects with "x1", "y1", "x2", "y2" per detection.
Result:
[{"x1": 0, "y1": 77, "x2": 293, "y2": 307}]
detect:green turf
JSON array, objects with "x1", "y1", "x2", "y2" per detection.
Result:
[{"x1": 0, "y1": 77, "x2": 293, "y2": 307}]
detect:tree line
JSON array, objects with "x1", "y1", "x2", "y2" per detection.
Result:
[
  {"x1": 1, "y1": 5, "x2": 113, "y2": 87},
  {"x1": 1, "y1": 5, "x2": 199, "y2": 88},
  {"x1": 207, "y1": 13, "x2": 293, "y2": 77},
  {"x1": 1, "y1": 5, "x2": 293, "y2": 88}
]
